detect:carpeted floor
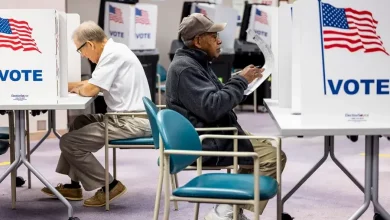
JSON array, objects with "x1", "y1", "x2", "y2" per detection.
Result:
[{"x1": 0, "y1": 112, "x2": 390, "y2": 220}]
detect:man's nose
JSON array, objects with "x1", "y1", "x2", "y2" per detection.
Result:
[{"x1": 217, "y1": 38, "x2": 222, "y2": 45}]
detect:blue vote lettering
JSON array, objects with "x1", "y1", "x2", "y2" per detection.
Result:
[
  {"x1": 0, "y1": 70, "x2": 43, "y2": 82},
  {"x1": 136, "y1": 33, "x2": 151, "y2": 39},
  {"x1": 327, "y1": 79, "x2": 389, "y2": 95},
  {"x1": 110, "y1": 31, "x2": 124, "y2": 38}
]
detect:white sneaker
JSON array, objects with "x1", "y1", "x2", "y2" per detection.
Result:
[{"x1": 204, "y1": 205, "x2": 250, "y2": 220}]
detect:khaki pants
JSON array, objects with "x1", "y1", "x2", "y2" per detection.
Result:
[
  {"x1": 55, "y1": 114, "x2": 152, "y2": 191},
  {"x1": 238, "y1": 131, "x2": 287, "y2": 214}
]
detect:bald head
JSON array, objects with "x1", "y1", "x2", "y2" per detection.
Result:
[{"x1": 72, "y1": 21, "x2": 107, "y2": 44}]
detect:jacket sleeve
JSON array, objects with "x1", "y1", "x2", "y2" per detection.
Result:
[{"x1": 177, "y1": 67, "x2": 248, "y2": 123}]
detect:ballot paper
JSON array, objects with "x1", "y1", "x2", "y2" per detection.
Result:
[{"x1": 244, "y1": 29, "x2": 275, "y2": 95}]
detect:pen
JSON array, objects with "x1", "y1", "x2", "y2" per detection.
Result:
[{"x1": 232, "y1": 66, "x2": 261, "y2": 76}]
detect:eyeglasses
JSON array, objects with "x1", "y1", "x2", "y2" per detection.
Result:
[
  {"x1": 209, "y1": 32, "x2": 219, "y2": 40},
  {"x1": 198, "y1": 32, "x2": 219, "y2": 41},
  {"x1": 76, "y1": 42, "x2": 87, "y2": 54}
]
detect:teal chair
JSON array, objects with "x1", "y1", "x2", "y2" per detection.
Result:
[
  {"x1": 142, "y1": 97, "x2": 242, "y2": 220},
  {"x1": 155, "y1": 109, "x2": 279, "y2": 220},
  {"x1": 156, "y1": 64, "x2": 167, "y2": 105}
]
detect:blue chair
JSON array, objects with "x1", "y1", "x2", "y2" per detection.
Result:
[
  {"x1": 156, "y1": 64, "x2": 167, "y2": 105},
  {"x1": 155, "y1": 109, "x2": 279, "y2": 220}
]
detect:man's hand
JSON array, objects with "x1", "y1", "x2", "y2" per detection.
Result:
[
  {"x1": 69, "y1": 82, "x2": 100, "y2": 97},
  {"x1": 239, "y1": 64, "x2": 264, "y2": 84},
  {"x1": 68, "y1": 80, "x2": 88, "y2": 92},
  {"x1": 70, "y1": 87, "x2": 80, "y2": 94}
]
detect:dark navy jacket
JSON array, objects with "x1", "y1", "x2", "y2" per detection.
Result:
[{"x1": 165, "y1": 47, "x2": 254, "y2": 166}]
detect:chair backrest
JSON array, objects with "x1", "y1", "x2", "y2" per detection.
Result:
[
  {"x1": 156, "y1": 109, "x2": 202, "y2": 174},
  {"x1": 157, "y1": 64, "x2": 167, "y2": 82},
  {"x1": 142, "y1": 97, "x2": 160, "y2": 149}
]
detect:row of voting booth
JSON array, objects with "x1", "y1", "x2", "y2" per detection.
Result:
[
  {"x1": 91, "y1": 0, "x2": 279, "y2": 114},
  {"x1": 0, "y1": 0, "x2": 303, "y2": 114}
]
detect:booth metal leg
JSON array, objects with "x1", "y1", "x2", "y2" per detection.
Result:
[
  {"x1": 8, "y1": 111, "x2": 17, "y2": 209},
  {"x1": 13, "y1": 110, "x2": 77, "y2": 219},
  {"x1": 26, "y1": 111, "x2": 31, "y2": 189},
  {"x1": 21, "y1": 110, "x2": 62, "y2": 188},
  {"x1": 282, "y1": 136, "x2": 364, "y2": 217},
  {"x1": 370, "y1": 136, "x2": 390, "y2": 220}
]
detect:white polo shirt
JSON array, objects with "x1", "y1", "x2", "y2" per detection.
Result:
[{"x1": 89, "y1": 38, "x2": 151, "y2": 112}]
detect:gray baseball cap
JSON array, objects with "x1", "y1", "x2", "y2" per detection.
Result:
[{"x1": 179, "y1": 13, "x2": 227, "y2": 41}]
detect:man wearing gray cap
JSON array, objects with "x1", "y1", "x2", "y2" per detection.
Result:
[{"x1": 165, "y1": 13, "x2": 287, "y2": 220}]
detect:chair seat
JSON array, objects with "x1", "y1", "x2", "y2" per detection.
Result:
[
  {"x1": 109, "y1": 137, "x2": 154, "y2": 145},
  {"x1": 173, "y1": 173, "x2": 278, "y2": 201},
  {"x1": 0, "y1": 127, "x2": 9, "y2": 139}
]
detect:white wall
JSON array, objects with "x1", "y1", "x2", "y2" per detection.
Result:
[
  {"x1": 66, "y1": 0, "x2": 100, "y2": 75},
  {"x1": 0, "y1": 0, "x2": 68, "y2": 132}
]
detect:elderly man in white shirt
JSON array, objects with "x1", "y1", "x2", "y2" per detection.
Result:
[{"x1": 41, "y1": 21, "x2": 152, "y2": 207}]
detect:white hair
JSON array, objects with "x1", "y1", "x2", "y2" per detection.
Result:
[
  {"x1": 181, "y1": 37, "x2": 194, "y2": 47},
  {"x1": 72, "y1": 21, "x2": 107, "y2": 43}
]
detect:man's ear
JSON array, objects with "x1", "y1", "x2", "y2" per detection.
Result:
[
  {"x1": 88, "y1": 41, "x2": 95, "y2": 50},
  {"x1": 193, "y1": 36, "x2": 202, "y2": 49}
]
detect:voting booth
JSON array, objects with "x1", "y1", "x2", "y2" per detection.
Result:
[
  {"x1": 169, "y1": 1, "x2": 237, "y2": 84},
  {"x1": 278, "y1": 0, "x2": 390, "y2": 124},
  {"x1": 92, "y1": 0, "x2": 159, "y2": 113},
  {"x1": 235, "y1": 2, "x2": 278, "y2": 110},
  {"x1": 0, "y1": 10, "x2": 81, "y2": 131},
  {"x1": 0, "y1": 10, "x2": 80, "y2": 105},
  {"x1": 0, "y1": 10, "x2": 66, "y2": 105},
  {"x1": 104, "y1": 1, "x2": 158, "y2": 50}
]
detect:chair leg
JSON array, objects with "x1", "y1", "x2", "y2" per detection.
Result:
[
  {"x1": 105, "y1": 145, "x2": 110, "y2": 211},
  {"x1": 254, "y1": 200, "x2": 260, "y2": 220},
  {"x1": 153, "y1": 164, "x2": 164, "y2": 220},
  {"x1": 233, "y1": 205, "x2": 238, "y2": 220},
  {"x1": 163, "y1": 171, "x2": 171, "y2": 220},
  {"x1": 113, "y1": 148, "x2": 117, "y2": 179},
  {"x1": 170, "y1": 175, "x2": 178, "y2": 211},
  {"x1": 174, "y1": 174, "x2": 180, "y2": 211},
  {"x1": 157, "y1": 74, "x2": 162, "y2": 105},
  {"x1": 194, "y1": 203, "x2": 200, "y2": 220},
  {"x1": 174, "y1": 174, "x2": 179, "y2": 188}
]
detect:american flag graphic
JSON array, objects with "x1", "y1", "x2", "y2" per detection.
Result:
[
  {"x1": 195, "y1": 6, "x2": 207, "y2": 16},
  {"x1": 0, "y1": 17, "x2": 41, "y2": 53},
  {"x1": 135, "y1": 8, "x2": 150, "y2": 25},
  {"x1": 109, "y1": 5, "x2": 123, "y2": 23},
  {"x1": 255, "y1": 9, "x2": 268, "y2": 25},
  {"x1": 322, "y1": 3, "x2": 388, "y2": 55}
]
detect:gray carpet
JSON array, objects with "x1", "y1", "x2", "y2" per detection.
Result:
[{"x1": 1, "y1": 112, "x2": 390, "y2": 220}]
